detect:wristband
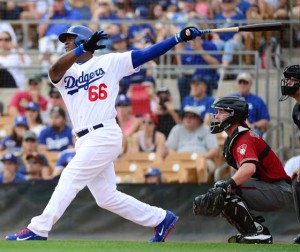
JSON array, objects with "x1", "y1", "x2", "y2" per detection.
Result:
[{"x1": 74, "y1": 44, "x2": 86, "y2": 57}]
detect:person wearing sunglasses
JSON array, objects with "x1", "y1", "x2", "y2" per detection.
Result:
[
  {"x1": 129, "y1": 113, "x2": 166, "y2": 163},
  {"x1": 0, "y1": 31, "x2": 32, "y2": 90}
]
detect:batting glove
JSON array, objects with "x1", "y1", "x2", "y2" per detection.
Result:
[
  {"x1": 175, "y1": 26, "x2": 202, "y2": 43},
  {"x1": 214, "y1": 179, "x2": 237, "y2": 199},
  {"x1": 82, "y1": 31, "x2": 108, "y2": 51}
]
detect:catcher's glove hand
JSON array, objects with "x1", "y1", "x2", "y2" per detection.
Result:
[
  {"x1": 82, "y1": 31, "x2": 108, "y2": 51},
  {"x1": 193, "y1": 187, "x2": 225, "y2": 217}
]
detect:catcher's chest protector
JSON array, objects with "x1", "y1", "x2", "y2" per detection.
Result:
[{"x1": 223, "y1": 127, "x2": 249, "y2": 169}]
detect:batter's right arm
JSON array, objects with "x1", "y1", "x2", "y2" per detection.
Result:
[{"x1": 49, "y1": 31, "x2": 108, "y2": 82}]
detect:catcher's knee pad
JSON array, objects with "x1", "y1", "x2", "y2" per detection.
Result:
[
  {"x1": 292, "y1": 177, "x2": 300, "y2": 223},
  {"x1": 222, "y1": 195, "x2": 265, "y2": 235}
]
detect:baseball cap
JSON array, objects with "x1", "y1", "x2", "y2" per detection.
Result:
[
  {"x1": 116, "y1": 94, "x2": 131, "y2": 106},
  {"x1": 183, "y1": 106, "x2": 201, "y2": 117},
  {"x1": 135, "y1": 6, "x2": 148, "y2": 19},
  {"x1": 156, "y1": 86, "x2": 170, "y2": 95},
  {"x1": 110, "y1": 33, "x2": 126, "y2": 43},
  {"x1": 23, "y1": 131, "x2": 37, "y2": 141},
  {"x1": 236, "y1": 72, "x2": 253, "y2": 83},
  {"x1": 49, "y1": 86, "x2": 61, "y2": 97},
  {"x1": 191, "y1": 74, "x2": 207, "y2": 85},
  {"x1": 26, "y1": 152, "x2": 46, "y2": 165},
  {"x1": 26, "y1": 102, "x2": 40, "y2": 111},
  {"x1": 50, "y1": 106, "x2": 66, "y2": 118},
  {"x1": 29, "y1": 75, "x2": 42, "y2": 84},
  {"x1": 14, "y1": 116, "x2": 28, "y2": 126},
  {"x1": 1, "y1": 153, "x2": 17, "y2": 163},
  {"x1": 145, "y1": 167, "x2": 162, "y2": 177}
]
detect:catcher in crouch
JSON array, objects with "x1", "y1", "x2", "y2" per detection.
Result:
[{"x1": 193, "y1": 96, "x2": 293, "y2": 244}]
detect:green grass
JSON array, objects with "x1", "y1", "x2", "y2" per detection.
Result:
[{"x1": 0, "y1": 240, "x2": 299, "y2": 252}]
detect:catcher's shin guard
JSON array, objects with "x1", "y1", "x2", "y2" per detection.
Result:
[
  {"x1": 292, "y1": 177, "x2": 300, "y2": 223},
  {"x1": 222, "y1": 195, "x2": 266, "y2": 236}
]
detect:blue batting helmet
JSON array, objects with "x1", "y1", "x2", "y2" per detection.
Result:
[{"x1": 58, "y1": 25, "x2": 93, "y2": 46}]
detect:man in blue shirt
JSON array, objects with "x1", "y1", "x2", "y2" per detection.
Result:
[
  {"x1": 0, "y1": 153, "x2": 26, "y2": 183},
  {"x1": 176, "y1": 35, "x2": 221, "y2": 103},
  {"x1": 231, "y1": 72, "x2": 270, "y2": 136},
  {"x1": 181, "y1": 74, "x2": 215, "y2": 125},
  {"x1": 38, "y1": 106, "x2": 73, "y2": 152}
]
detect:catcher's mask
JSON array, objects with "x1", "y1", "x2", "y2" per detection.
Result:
[
  {"x1": 209, "y1": 96, "x2": 248, "y2": 134},
  {"x1": 279, "y1": 65, "x2": 300, "y2": 102},
  {"x1": 59, "y1": 25, "x2": 93, "y2": 47}
]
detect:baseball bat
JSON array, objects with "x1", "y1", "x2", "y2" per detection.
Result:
[{"x1": 200, "y1": 22, "x2": 283, "y2": 34}]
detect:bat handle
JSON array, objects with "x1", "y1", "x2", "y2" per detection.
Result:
[{"x1": 197, "y1": 29, "x2": 212, "y2": 36}]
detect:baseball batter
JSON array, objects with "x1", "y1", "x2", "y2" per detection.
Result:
[{"x1": 5, "y1": 25, "x2": 201, "y2": 241}]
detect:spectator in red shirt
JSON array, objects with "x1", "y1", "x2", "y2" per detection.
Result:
[{"x1": 8, "y1": 75, "x2": 48, "y2": 117}]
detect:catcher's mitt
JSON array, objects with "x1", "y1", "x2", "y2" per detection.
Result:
[{"x1": 193, "y1": 187, "x2": 225, "y2": 217}]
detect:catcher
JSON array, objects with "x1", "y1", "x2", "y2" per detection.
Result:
[{"x1": 193, "y1": 96, "x2": 293, "y2": 244}]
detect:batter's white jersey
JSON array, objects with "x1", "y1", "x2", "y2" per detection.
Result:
[{"x1": 50, "y1": 51, "x2": 139, "y2": 132}]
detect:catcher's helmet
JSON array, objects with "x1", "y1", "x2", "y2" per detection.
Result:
[
  {"x1": 209, "y1": 96, "x2": 248, "y2": 134},
  {"x1": 279, "y1": 65, "x2": 300, "y2": 101},
  {"x1": 58, "y1": 25, "x2": 93, "y2": 46}
]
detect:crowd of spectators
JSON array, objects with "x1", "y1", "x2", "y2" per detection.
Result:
[{"x1": 0, "y1": 0, "x2": 296, "y2": 184}]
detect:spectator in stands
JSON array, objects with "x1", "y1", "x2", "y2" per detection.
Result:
[
  {"x1": 0, "y1": 31, "x2": 32, "y2": 90},
  {"x1": 129, "y1": 113, "x2": 166, "y2": 163},
  {"x1": 89, "y1": 0, "x2": 121, "y2": 50},
  {"x1": 181, "y1": 74, "x2": 215, "y2": 125},
  {"x1": 169, "y1": 0, "x2": 200, "y2": 30},
  {"x1": 231, "y1": 72, "x2": 270, "y2": 137},
  {"x1": 175, "y1": 35, "x2": 221, "y2": 100},
  {"x1": 166, "y1": 106, "x2": 219, "y2": 182},
  {"x1": 264, "y1": 0, "x2": 288, "y2": 19},
  {"x1": 25, "y1": 152, "x2": 50, "y2": 181},
  {"x1": 38, "y1": 106, "x2": 73, "y2": 152},
  {"x1": 0, "y1": 22, "x2": 17, "y2": 44},
  {"x1": 195, "y1": 0, "x2": 214, "y2": 20},
  {"x1": 0, "y1": 116, "x2": 29, "y2": 154},
  {"x1": 116, "y1": 94, "x2": 141, "y2": 154},
  {"x1": 127, "y1": 6, "x2": 156, "y2": 49},
  {"x1": 144, "y1": 167, "x2": 162, "y2": 184},
  {"x1": 284, "y1": 155, "x2": 300, "y2": 178},
  {"x1": 152, "y1": 87, "x2": 181, "y2": 138},
  {"x1": 68, "y1": 0, "x2": 92, "y2": 20},
  {"x1": 38, "y1": 0, "x2": 83, "y2": 74},
  {"x1": 149, "y1": 3, "x2": 169, "y2": 43},
  {"x1": 110, "y1": 32, "x2": 128, "y2": 52},
  {"x1": 24, "y1": 102, "x2": 45, "y2": 137},
  {"x1": 41, "y1": 84, "x2": 71, "y2": 126},
  {"x1": 8, "y1": 75, "x2": 48, "y2": 117},
  {"x1": 212, "y1": 0, "x2": 253, "y2": 69},
  {"x1": 0, "y1": 153, "x2": 26, "y2": 184},
  {"x1": 52, "y1": 148, "x2": 76, "y2": 179},
  {"x1": 17, "y1": 130, "x2": 52, "y2": 180},
  {"x1": 116, "y1": 94, "x2": 141, "y2": 138}
]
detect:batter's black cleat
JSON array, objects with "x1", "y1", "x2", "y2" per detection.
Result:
[
  {"x1": 294, "y1": 234, "x2": 300, "y2": 244},
  {"x1": 228, "y1": 228, "x2": 272, "y2": 244}
]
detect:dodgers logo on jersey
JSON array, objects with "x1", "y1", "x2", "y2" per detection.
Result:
[{"x1": 64, "y1": 68, "x2": 105, "y2": 95}]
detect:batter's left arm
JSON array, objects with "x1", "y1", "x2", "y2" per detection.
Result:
[{"x1": 131, "y1": 26, "x2": 201, "y2": 68}]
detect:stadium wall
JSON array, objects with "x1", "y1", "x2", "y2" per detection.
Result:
[{"x1": 0, "y1": 182, "x2": 297, "y2": 243}]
